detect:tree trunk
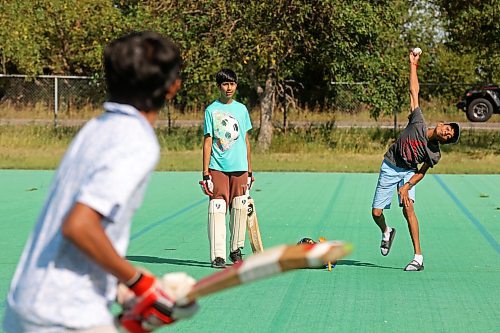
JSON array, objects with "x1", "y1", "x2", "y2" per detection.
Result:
[{"x1": 257, "y1": 69, "x2": 276, "y2": 151}]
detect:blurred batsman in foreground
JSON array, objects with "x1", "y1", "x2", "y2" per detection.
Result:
[
  {"x1": 371, "y1": 49, "x2": 460, "y2": 271},
  {"x1": 3, "y1": 32, "x2": 198, "y2": 333}
]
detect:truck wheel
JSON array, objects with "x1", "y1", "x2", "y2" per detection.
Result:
[{"x1": 466, "y1": 98, "x2": 493, "y2": 122}]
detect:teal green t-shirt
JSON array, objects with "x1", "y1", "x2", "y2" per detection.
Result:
[{"x1": 204, "y1": 99, "x2": 252, "y2": 172}]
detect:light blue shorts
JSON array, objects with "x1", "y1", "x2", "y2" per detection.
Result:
[{"x1": 372, "y1": 159, "x2": 416, "y2": 209}]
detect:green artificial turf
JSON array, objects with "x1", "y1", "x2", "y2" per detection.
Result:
[{"x1": 0, "y1": 171, "x2": 498, "y2": 332}]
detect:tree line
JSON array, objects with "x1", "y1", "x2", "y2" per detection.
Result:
[{"x1": 0, "y1": 0, "x2": 498, "y2": 149}]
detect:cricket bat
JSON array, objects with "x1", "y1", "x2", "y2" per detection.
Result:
[
  {"x1": 246, "y1": 195, "x2": 264, "y2": 253},
  {"x1": 117, "y1": 241, "x2": 353, "y2": 330},
  {"x1": 182, "y1": 241, "x2": 353, "y2": 303}
]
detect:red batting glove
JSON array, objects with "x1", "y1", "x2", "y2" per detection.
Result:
[{"x1": 119, "y1": 273, "x2": 176, "y2": 333}]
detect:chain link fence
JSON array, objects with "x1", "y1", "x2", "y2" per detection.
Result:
[
  {"x1": 0, "y1": 75, "x2": 471, "y2": 128},
  {"x1": 0, "y1": 75, "x2": 104, "y2": 125}
]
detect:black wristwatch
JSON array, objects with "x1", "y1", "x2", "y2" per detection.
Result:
[{"x1": 405, "y1": 181, "x2": 415, "y2": 189}]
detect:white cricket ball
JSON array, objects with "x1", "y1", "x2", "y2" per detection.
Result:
[{"x1": 413, "y1": 47, "x2": 422, "y2": 55}]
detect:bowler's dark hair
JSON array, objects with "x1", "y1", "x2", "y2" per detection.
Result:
[
  {"x1": 215, "y1": 68, "x2": 238, "y2": 86},
  {"x1": 444, "y1": 122, "x2": 460, "y2": 144},
  {"x1": 104, "y1": 31, "x2": 181, "y2": 111}
]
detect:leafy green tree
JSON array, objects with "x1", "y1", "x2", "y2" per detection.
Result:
[
  {"x1": 175, "y1": 0, "x2": 410, "y2": 149},
  {"x1": 310, "y1": 0, "x2": 409, "y2": 118},
  {"x1": 0, "y1": 0, "x2": 125, "y2": 75},
  {"x1": 3, "y1": 0, "x2": 477, "y2": 151},
  {"x1": 133, "y1": 1, "x2": 411, "y2": 150},
  {"x1": 434, "y1": 0, "x2": 500, "y2": 83},
  {"x1": 128, "y1": 0, "x2": 235, "y2": 110},
  {"x1": 396, "y1": 0, "x2": 493, "y2": 103},
  {"x1": 222, "y1": 0, "x2": 316, "y2": 150}
]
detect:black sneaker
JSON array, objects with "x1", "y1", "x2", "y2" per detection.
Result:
[
  {"x1": 211, "y1": 257, "x2": 226, "y2": 269},
  {"x1": 229, "y1": 249, "x2": 243, "y2": 263},
  {"x1": 380, "y1": 228, "x2": 396, "y2": 256}
]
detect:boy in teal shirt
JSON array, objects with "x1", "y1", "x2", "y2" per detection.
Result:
[{"x1": 200, "y1": 68, "x2": 253, "y2": 268}]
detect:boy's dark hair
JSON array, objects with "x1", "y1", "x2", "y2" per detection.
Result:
[
  {"x1": 215, "y1": 68, "x2": 238, "y2": 86},
  {"x1": 444, "y1": 122, "x2": 460, "y2": 144},
  {"x1": 104, "y1": 31, "x2": 182, "y2": 111}
]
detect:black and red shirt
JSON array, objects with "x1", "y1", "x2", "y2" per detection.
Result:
[{"x1": 384, "y1": 107, "x2": 441, "y2": 170}]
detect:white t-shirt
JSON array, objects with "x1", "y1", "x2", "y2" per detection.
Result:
[{"x1": 3, "y1": 103, "x2": 160, "y2": 333}]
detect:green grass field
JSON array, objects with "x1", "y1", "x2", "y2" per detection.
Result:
[
  {"x1": 1, "y1": 125, "x2": 499, "y2": 173},
  {"x1": 1, "y1": 171, "x2": 498, "y2": 332}
]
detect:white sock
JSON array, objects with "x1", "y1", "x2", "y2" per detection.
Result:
[
  {"x1": 413, "y1": 254, "x2": 423, "y2": 265},
  {"x1": 382, "y1": 227, "x2": 392, "y2": 241}
]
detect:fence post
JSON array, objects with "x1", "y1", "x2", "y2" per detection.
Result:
[
  {"x1": 393, "y1": 106, "x2": 397, "y2": 139},
  {"x1": 167, "y1": 103, "x2": 171, "y2": 131},
  {"x1": 54, "y1": 76, "x2": 59, "y2": 127},
  {"x1": 283, "y1": 104, "x2": 287, "y2": 134}
]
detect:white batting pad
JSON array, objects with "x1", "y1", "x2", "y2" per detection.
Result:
[
  {"x1": 208, "y1": 199, "x2": 227, "y2": 261},
  {"x1": 230, "y1": 195, "x2": 248, "y2": 251}
]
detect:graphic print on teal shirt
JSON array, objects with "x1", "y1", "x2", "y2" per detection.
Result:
[
  {"x1": 204, "y1": 100, "x2": 252, "y2": 172},
  {"x1": 213, "y1": 112, "x2": 240, "y2": 151}
]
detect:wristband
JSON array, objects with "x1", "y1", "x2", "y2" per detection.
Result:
[
  {"x1": 126, "y1": 272, "x2": 155, "y2": 296},
  {"x1": 125, "y1": 272, "x2": 142, "y2": 287},
  {"x1": 248, "y1": 172, "x2": 253, "y2": 177},
  {"x1": 203, "y1": 174, "x2": 210, "y2": 181}
]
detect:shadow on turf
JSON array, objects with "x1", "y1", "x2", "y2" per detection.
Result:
[
  {"x1": 126, "y1": 256, "x2": 399, "y2": 270},
  {"x1": 127, "y1": 255, "x2": 211, "y2": 268},
  {"x1": 337, "y1": 259, "x2": 400, "y2": 270}
]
